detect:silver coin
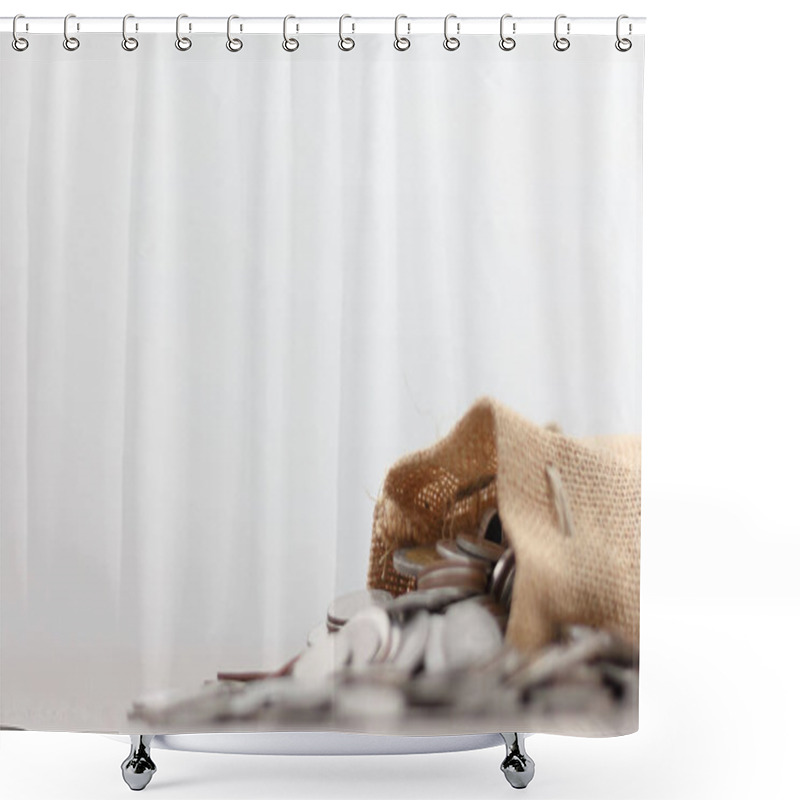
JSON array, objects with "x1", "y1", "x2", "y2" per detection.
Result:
[
  {"x1": 435, "y1": 538, "x2": 484, "y2": 566},
  {"x1": 489, "y1": 547, "x2": 516, "y2": 598},
  {"x1": 339, "y1": 606, "x2": 392, "y2": 667},
  {"x1": 456, "y1": 532, "x2": 507, "y2": 563},
  {"x1": 307, "y1": 623, "x2": 329, "y2": 647},
  {"x1": 327, "y1": 589, "x2": 392, "y2": 628},
  {"x1": 385, "y1": 620, "x2": 404, "y2": 663},
  {"x1": 563, "y1": 625, "x2": 639, "y2": 667},
  {"x1": 226, "y1": 676, "x2": 298, "y2": 717},
  {"x1": 392, "y1": 545, "x2": 441, "y2": 578},
  {"x1": 499, "y1": 564, "x2": 515, "y2": 609},
  {"x1": 292, "y1": 631, "x2": 351, "y2": 682},
  {"x1": 385, "y1": 586, "x2": 477, "y2": 615},
  {"x1": 441, "y1": 600, "x2": 504, "y2": 670},
  {"x1": 392, "y1": 610, "x2": 430, "y2": 674},
  {"x1": 507, "y1": 630, "x2": 618, "y2": 690},
  {"x1": 423, "y1": 613, "x2": 448, "y2": 673},
  {"x1": 417, "y1": 563, "x2": 488, "y2": 593}
]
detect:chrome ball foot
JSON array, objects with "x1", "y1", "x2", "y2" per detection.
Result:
[
  {"x1": 121, "y1": 735, "x2": 157, "y2": 791},
  {"x1": 500, "y1": 732, "x2": 535, "y2": 789}
]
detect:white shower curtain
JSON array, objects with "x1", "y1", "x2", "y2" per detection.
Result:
[{"x1": 1, "y1": 29, "x2": 643, "y2": 733}]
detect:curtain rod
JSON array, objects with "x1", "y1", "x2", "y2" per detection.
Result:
[{"x1": 1, "y1": 16, "x2": 646, "y2": 36}]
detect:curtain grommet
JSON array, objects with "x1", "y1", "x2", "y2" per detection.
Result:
[
  {"x1": 443, "y1": 14, "x2": 460, "y2": 51},
  {"x1": 553, "y1": 14, "x2": 570, "y2": 52},
  {"x1": 121, "y1": 14, "x2": 139, "y2": 51},
  {"x1": 63, "y1": 13, "x2": 80, "y2": 51},
  {"x1": 499, "y1": 14, "x2": 516, "y2": 51},
  {"x1": 338, "y1": 14, "x2": 355, "y2": 51},
  {"x1": 282, "y1": 15, "x2": 299, "y2": 52},
  {"x1": 394, "y1": 15, "x2": 411, "y2": 51},
  {"x1": 226, "y1": 15, "x2": 243, "y2": 52},
  {"x1": 12, "y1": 14, "x2": 29, "y2": 51},
  {"x1": 175, "y1": 14, "x2": 192, "y2": 51},
  {"x1": 615, "y1": 15, "x2": 632, "y2": 51}
]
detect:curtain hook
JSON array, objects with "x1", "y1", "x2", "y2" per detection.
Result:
[
  {"x1": 394, "y1": 14, "x2": 410, "y2": 51},
  {"x1": 175, "y1": 14, "x2": 192, "y2": 50},
  {"x1": 615, "y1": 14, "x2": 632, "y2": 51},
  {"x1": 499, "y1": 13, "x2": 516, "y2": 51},
  {"x1": 63, "y1": 13, "x2": 80, "y2": 51},
  {"x1": 338, "y1": 14, "x2": 355, "y2": 51},
  {"x1": 283, "y1": 15, "x2": 299, "y2": 51},
  {"x1": 443, "y1": 13, "x2": 460, "y2": 51},
  {"x1": 121, "y1": 14, "x2": 139, "y2": 51},
  {"x1": 12, "y1": 14, "x2": 29, "y2": 51},
  {"x1": 553, "y1": 14, "x2": 570, "y2": 52},
  {"x1": 226, "y1": 14, "x2": 243, "y2": 51}
]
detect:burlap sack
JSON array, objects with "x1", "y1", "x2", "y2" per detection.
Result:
[{"x1": 367, "y1": 398, "x2": 640, "y2": 655}]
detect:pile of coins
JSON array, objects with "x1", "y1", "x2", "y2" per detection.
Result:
[
  {"x1": 391, "y1": 509, "x2": 516, "y2": 631},
  {"x1": 129, "y1": 510, "x2": 638, "y2": 730}
]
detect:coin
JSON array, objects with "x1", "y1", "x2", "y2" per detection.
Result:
[
  {"x1": 436, "y1": 538, "x2": 486, "y2": 566},
  {"x1": 507, "y1": 630, "x2": 618, "y2": 690},
  {"x1": 327, "y1": 589, "x2": 392, "y2": 629},
  {"x1": 441, "y1": 600, "x2": 504, "y2": 670},
  {"x1": 423, "y1": 613, "x2": 448, "y2": 673},
  {"x1": 392, "y1": 545, "x2": 441, "y2": 578},
  {"x1": 292, "y1": 631, "x2": 351, "y2": 682},
  {"x1": 417, "y1": 563, "x2": 489, "y2": 593},
  {"x1": 499, "y1": 564, "x2": 515, "y2": 609},
  {"x1": 489, "y1": 547, "x2": 516, "y2": 607},
  {"x1": 392, "y1": 610, "x2": 430, "y2": 674},
  {"x1": 339, "y1": 606, "x2": 393, "y2": 667},
  {"x1": 226, "y1": 676, "x2": 297, "y2": 717},
  {"x1": 306, "y1": 623, "x2": 330, "y2": 647},
  {"x1": 386, "y1": 586, "x2": 478, "y2": 616},
  {"x1": 217, "y1": 650, "x2": 301, "y2": 682},
  {"x1": 456, "y1": 533, "x2": 507, "y2": 563}
]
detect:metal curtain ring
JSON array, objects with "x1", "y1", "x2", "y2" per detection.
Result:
[
  {"x1": 63, "y1": 13, "x2": 80, "y2": 51},
  {"x1": 615, "y1": 14, "x2": 632, "y2": 51},
  {"x1": 443, "y1": 13, "x2": 460, "y2": 51},
  {"x1": 499, "y1": 13, "x2": 515, "y2": 51},
  {"x1": 12, "y1": 14, "x2": 29, "y2": 51},
  {"x1": 175, "y1": 14, "x2": 192, "y2": 50},
  {"x1": 121, "y1": 14, "x2": 139, "y2": 51},
  {"x1": 283, "y1": 15, "x2": 299, "y2": 51},
  {"x1": 394, "y1": 14, "x2": 410, "y2": 51},
  {"x1": 338, "y1": 14, "x2": 355, "y2": 51},
  {"x1": 553, "y1": 14, "x2": 570, "y2": 51},
  {"x1": 226, "y1": 15, "x2": 243, "y2": 51}
]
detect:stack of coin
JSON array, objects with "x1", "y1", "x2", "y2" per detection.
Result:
[
  {"x1": 326, "y1": 589, "x2": 392, "y2": 632},
  {"x1": 392, "y1": 508, "x2": 516, "y2": 614}
]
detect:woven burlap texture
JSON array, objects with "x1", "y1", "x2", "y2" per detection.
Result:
[{"x1": 367, "y1": 398, "x2": 640, "y2": 655}]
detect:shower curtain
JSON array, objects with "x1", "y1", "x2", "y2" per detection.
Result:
[{"x1": 0, "y1": 23, "x2": 644, "y2": 736}]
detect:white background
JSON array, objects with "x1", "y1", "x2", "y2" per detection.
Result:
[{"x1": 1, "y1": 1, "x2": 798, "y2": 799}]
